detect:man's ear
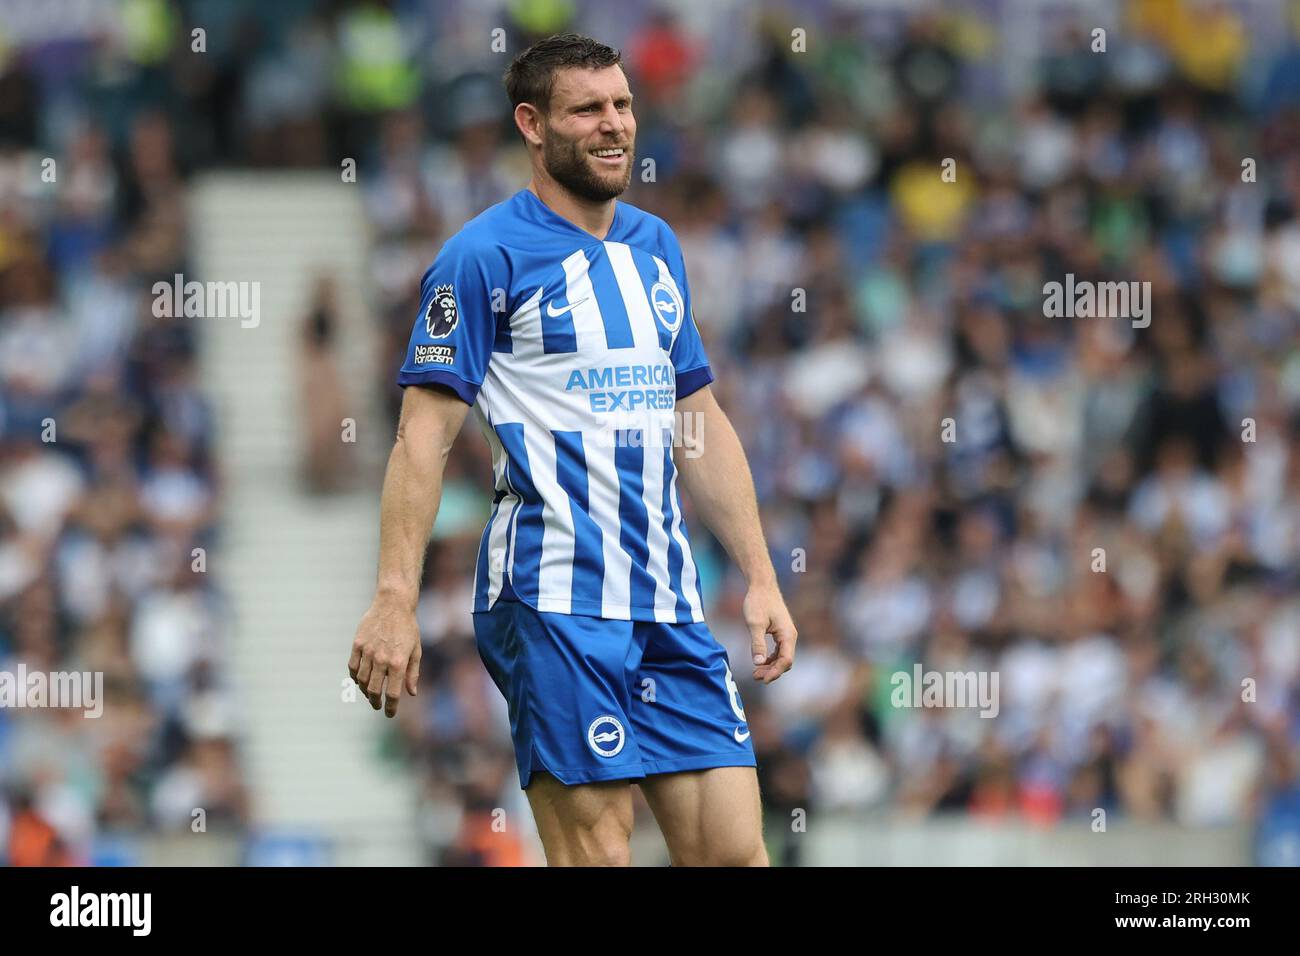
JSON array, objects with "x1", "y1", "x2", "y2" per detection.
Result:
[{"x1": 513, "y1": 102, "x2": 545, "y2": 148}]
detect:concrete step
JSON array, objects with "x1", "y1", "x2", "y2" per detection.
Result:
[{"x1": 192, "y1": 172, "x2": 419, "y2": 853}]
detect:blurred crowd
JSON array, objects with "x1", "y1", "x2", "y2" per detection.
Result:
[
  {"x1": 3, "y1": 0, "x2": 1300, "y2": 867},
  {"x1": 0, "y1": 1, "x2": 249, "y2": 864}
]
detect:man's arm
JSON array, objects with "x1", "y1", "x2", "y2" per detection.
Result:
[
  {"x1": 349, "y1": 385, "x2": 470, "y2": 716},
  {"x1": 673, "y1": 384, "x2": 797, "y2": 683}
]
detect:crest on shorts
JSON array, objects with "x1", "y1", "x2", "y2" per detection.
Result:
[
  {"x1": 425, "y1": 284, "x2": 458, "y2": 338},
  {"x1": 587, "y1": 715, "x2": 626, "y2": 758}
]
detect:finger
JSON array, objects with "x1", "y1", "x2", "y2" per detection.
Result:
[
  {"x1": 366, "y1": 662, "x2": 388, "y2": 709},
  {"x1": 384, "y1": 663, "x2": 406, "y2": 718},
  {"x1": 748, "y1": 622, "x2": 769, "y2": 668},
  {"x1": 759, "y1": 625, "x2": 797, "y2": 683},
  {"x1": 751, "y1": 618, "x2": 776, "y2": 678},
  {"x1": 762, "y1": 645, "x2": 794, "y2": 682},
  {"x1": 757, "y1": 659, "x2": 788, "y2": 683},
  {"x1": 348, "y1": 643, "x2": 362, "y2": 682},
  {"x1": 404, "y1": 646, "x2": 421, "y2": 697},
  {"x1": 356, "y1": 650, "x2": 373, "y2": 688}
]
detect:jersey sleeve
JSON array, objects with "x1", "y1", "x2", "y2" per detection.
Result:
[
  {"x1": 661, "y1": 227, "x2": 714, "y2": 399},
  {"x1": 397, "y1": 235, "x2": 500, "y2": 406}
]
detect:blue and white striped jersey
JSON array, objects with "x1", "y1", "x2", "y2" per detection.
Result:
[{"x1": 398, "y1": 188, "x2": 712, "y2": 623}]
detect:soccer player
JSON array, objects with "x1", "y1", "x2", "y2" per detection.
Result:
[{"x1": 349, "y1": 33, "x2": 797, "y2": 866}]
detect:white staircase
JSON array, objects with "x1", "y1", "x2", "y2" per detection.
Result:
[{"x1": 191, "y1": 172, "x2": 421, "y2": 865}]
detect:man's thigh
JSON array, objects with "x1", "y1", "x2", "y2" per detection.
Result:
[
  {"x1": 525, "y1": 772, "x2": 634, "y2": 866},
  {"x1": 638, "y1": 766, "x2": 768, "y2": 866},
  {"x1": 628, "y1": 618, "x2": 764, "y2": 864}
]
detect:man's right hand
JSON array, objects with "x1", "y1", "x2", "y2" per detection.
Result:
[
  {"x1": 349, "y1": 597, "x2": 422, "y2": 718},
  {"x1": 352, "y1": 385, "x2": 468, "y2": 718}
]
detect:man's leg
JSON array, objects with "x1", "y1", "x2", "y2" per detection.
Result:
[
  {"x1": 474, "y1": 604, "x2": 646, "y2": 866},
  {"x1": 628, "y1": 616, "x2": 763, "y2": 866},
  {"x1": 525, "y1": 772, "x2": 635, "y2": 866},
  {"x1": 638, "y1": 766, "x2": 768, "y2": 866}
]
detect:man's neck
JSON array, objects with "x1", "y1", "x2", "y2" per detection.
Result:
[{"x1": 528, "y1": 177, "x2": 616, "y2": 240}]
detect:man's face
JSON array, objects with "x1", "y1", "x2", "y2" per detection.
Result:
[{"x1": 539, "y1": 65, "x2": 635, "y2": 202}]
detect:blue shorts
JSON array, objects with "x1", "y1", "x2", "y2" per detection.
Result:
[{"x1": 473, "y1": 600, "x2": 756, "y2": 788}]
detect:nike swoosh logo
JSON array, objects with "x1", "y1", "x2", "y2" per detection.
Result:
[
  {"x1": 734, "y1": 727, "x2": 751, "y2": 743},
  {"x1": 546, "y1": 297, "x2": 588, "y2": 318}
]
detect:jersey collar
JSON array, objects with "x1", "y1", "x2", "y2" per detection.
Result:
[{"x1": 518, "y1": 188, "x2": 624, "y2": 243}]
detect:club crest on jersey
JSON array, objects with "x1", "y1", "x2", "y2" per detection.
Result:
[
  {"x1": 425, "y1": 284, "x2": 458, "y2": 338},
  {"x1": 587, "y1": 715, "x2": 626, "y2": 758},
  {"x1": 649, "y1": 281, "x2": 684, "y2": 333}
]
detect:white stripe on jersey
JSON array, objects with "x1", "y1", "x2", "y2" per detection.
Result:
[
  {"x1": 581, "y1": 436, "x2": 634, "y2": 619},
  {"x1": 521, "y1": 422, "x2": 575, "y2": 615},
  {"x1": 604, "y1": 241, "x2": 663, "y2": 352},
  {"x1": 479, "y1": 415, "x2": 518, "y2": 607},
  {"x1": 561, "y1": 249, "x2": 606, "y2": 352},
  {"x1": 640, "y1": 439, "x2": 679, "y2": 622},
  {"x1": 665, "y1": 460, "x2": 703, "y2": 619}
]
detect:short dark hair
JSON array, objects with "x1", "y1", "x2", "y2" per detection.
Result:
[{"x1": 503, "y1": 33, "x2": 623, "y2": 113}]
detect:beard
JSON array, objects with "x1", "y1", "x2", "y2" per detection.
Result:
[{"x1": 541, "y1": 128, "x2": 634, "y2": 202}]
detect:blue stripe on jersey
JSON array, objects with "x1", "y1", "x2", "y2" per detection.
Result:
[
  {"x1": 629, "y1": 246, "x2": 674, "y2": 352},
  {"x1": 615, "y1": 431, "x2": 658, "y2": 612},
  {"x1": 496, "y1": 424, "x2": 542, "y2": 604},
  {"x1": 541, "y1": 300, "x2": 577, "y2": 354},
  {"x1": 586, "y1": 251, "x2": 635, "y2": 349},
  {"x1": 552, "y1": 429, "x2": 605, "y2": 612},
  {"x1": 493, "y1": 316, "x2": 512, "y2": 353},
  {"x1": 658, "y1": 433, "x2": 692, "y2": 623}
]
